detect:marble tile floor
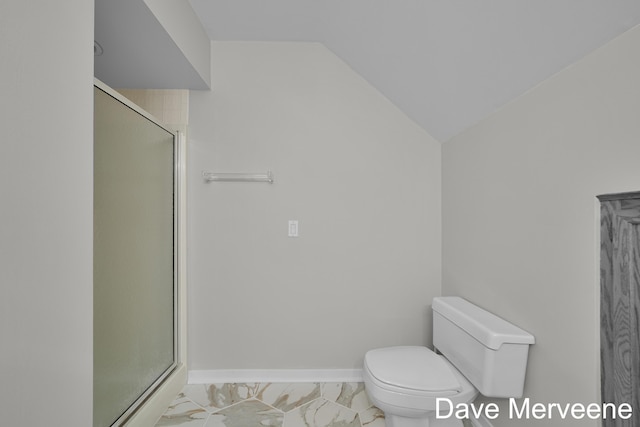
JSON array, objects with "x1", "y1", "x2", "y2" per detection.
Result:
[
  {"x1": 154, "y1": 382, "x2": 384, "y2": 427},
  {"x1": 155, "y1": 382, "x2": 475, "y2": 427}
]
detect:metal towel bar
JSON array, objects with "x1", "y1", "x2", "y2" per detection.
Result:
[{"x1": 202, "y1": 171, "x2": 274, "y2": 184}]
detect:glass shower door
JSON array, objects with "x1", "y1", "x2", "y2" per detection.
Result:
[{"x1": 93, "y1": 86, "x2": 177, "y2": 427}]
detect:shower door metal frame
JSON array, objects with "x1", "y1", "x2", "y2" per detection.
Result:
[{"x1": 94, "y1": 79, "x2": 182, "y2": 427}]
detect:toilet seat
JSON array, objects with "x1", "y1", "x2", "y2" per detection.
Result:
[
  {"x1": 363, "y1": 346, "x2": 478, "y2": 413},
  {"x1": 364, "y1": 346, "x2": 461, "y2": 394}
]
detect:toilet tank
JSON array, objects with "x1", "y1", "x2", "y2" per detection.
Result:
[{"x1": 432, "y1": 297, "x2": 534, "y2": 398}]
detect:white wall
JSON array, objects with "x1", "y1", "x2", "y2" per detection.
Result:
[
  {"x1": 188, "y1": 42, "x2": 441, "y2": 371},
  {"x1": 143, "y1": 0, "x2": 211, "y2": 88},
  {"x1": 443, "y1": 24, "x2": 640, "y2": 426},
  {"x1": 0, "y1": 1, "x2": 94, "y2": 425}
]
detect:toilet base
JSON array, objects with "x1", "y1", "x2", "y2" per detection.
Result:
[{"x1": 384, "y1": 412, "x2": 464, "y2": 427}]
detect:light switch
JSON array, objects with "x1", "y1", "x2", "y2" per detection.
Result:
[{"x1": 288, "y1": 220, "x2": 299, "y2": 237}]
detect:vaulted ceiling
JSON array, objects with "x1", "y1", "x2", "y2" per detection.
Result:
[{"x1": 96, "y1": 0, "x2": 640, "y2": 141}]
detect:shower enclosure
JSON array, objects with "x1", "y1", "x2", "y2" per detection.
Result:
[{"x1": 93, "y1": 82, "x2": 180, "y2": 427}]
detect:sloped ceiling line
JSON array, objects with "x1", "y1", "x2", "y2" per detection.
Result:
[{"x1": 96, "y1": 0, "x2": 640, "y2": 141}]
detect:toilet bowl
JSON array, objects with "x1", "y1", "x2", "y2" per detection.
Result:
[
  {"x1": 364, "y1": 346, "x2": 477, "y2": 427},
  {"x1": 363, "y1": 297, "x2": 535, "y2": 427}
]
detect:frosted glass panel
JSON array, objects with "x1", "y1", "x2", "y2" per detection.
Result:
[{"x1": 94, "y1": 87, "x2": 176, "y2": 427}]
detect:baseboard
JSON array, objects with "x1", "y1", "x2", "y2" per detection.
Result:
[{"x1": 188, "y1": 369, "x2": 364, "y2": 384}]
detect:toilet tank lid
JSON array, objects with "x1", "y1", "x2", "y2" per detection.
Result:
[{"x1": 433, "y1": 297, "x2": 535, "y2": 350}]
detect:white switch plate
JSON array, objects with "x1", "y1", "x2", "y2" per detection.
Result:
[{"x1": 288, "y1": 220, "x2": 299, "y2": 237}]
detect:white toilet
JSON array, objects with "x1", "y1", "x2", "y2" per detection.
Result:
[{"x1": 363, "y1": 296, "x2": 535, "y2": 427}]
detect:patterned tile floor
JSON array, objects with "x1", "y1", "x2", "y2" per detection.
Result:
[{"x1": 155, "y1": 382, "x2": 386, "y2": 427}]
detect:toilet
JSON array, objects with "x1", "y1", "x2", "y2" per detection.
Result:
[{"x1": 363, "y1": 296, "x2": 535, "y2": 427}]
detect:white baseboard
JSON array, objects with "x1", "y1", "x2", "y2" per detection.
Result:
[{"x1": 188, "y1": 369, "x2": 364, "y2": 384}]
